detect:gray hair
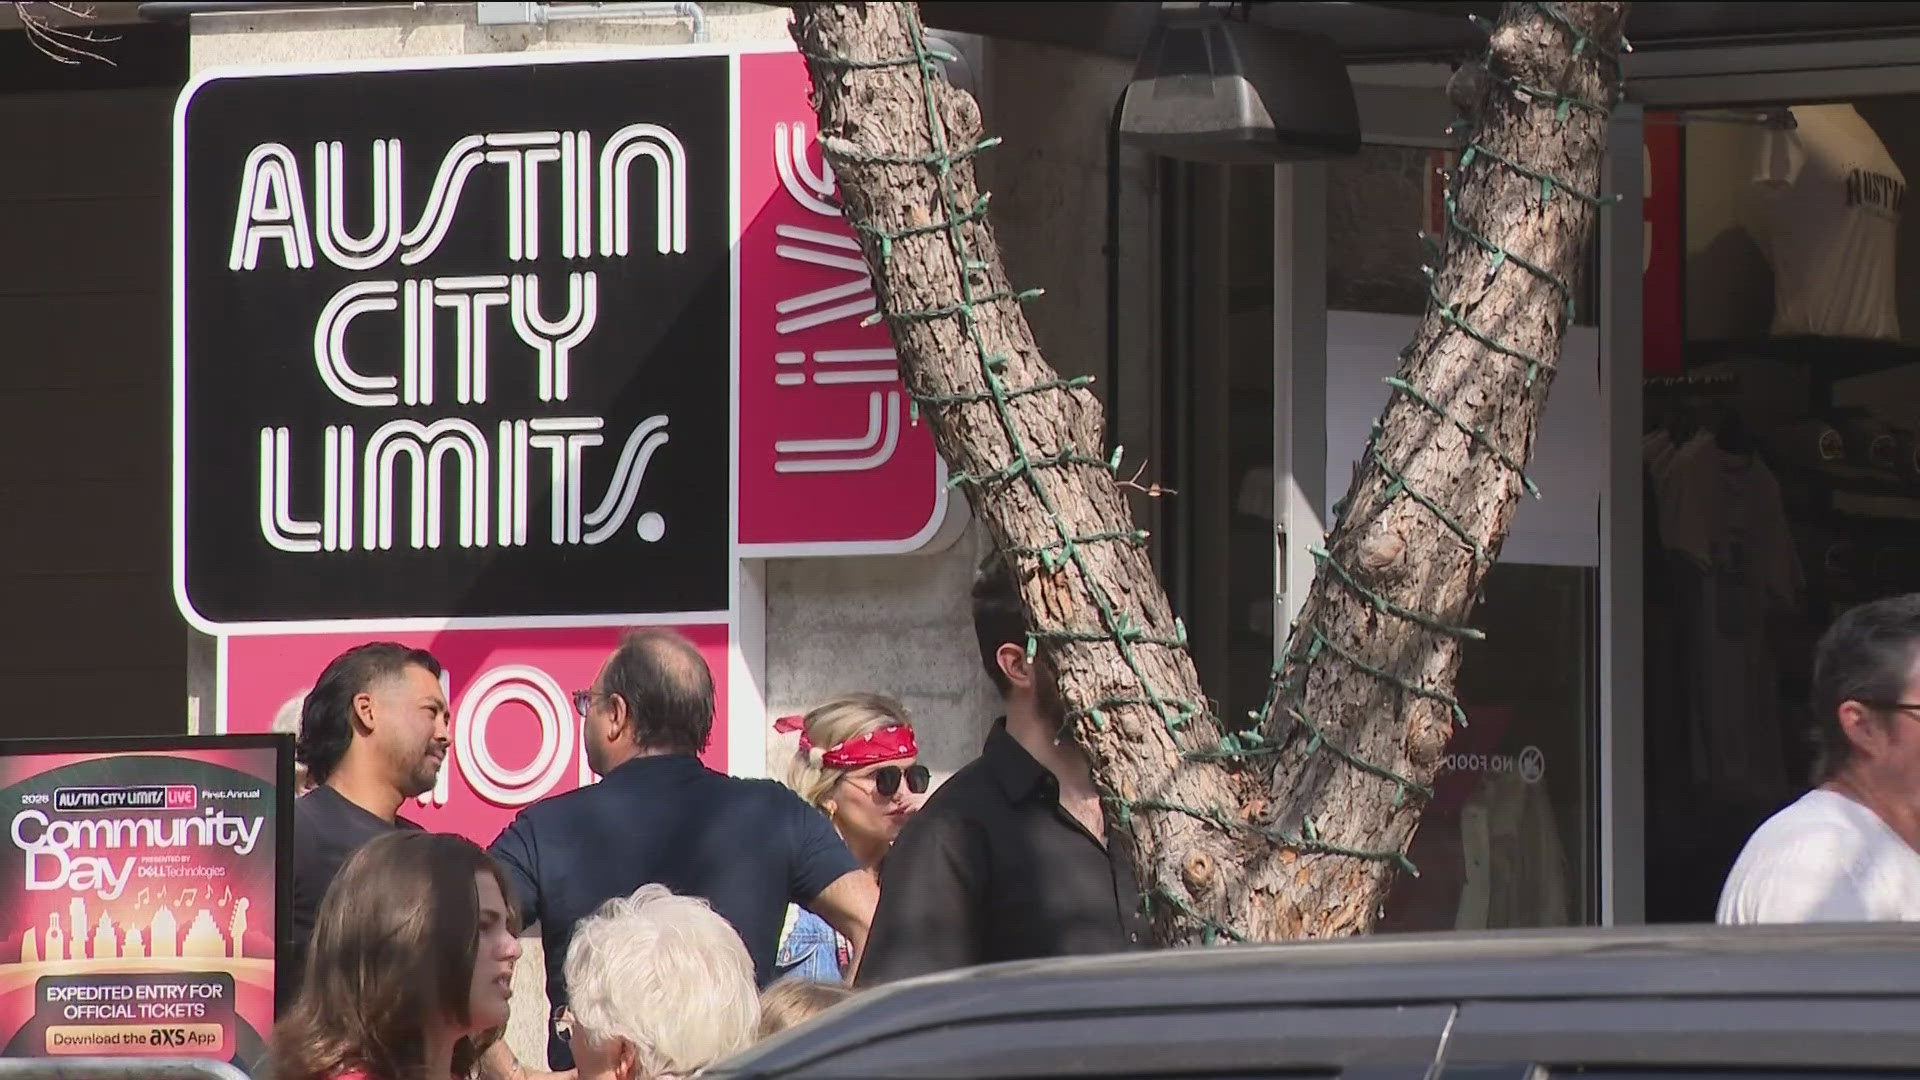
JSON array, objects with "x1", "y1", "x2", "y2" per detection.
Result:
[
  {"x1": 563, "y1": 885, "x2": 759, "y2": 1077},
  {"x1": 1810, "y1": 594, "x2": 1920, "y2": 781}
]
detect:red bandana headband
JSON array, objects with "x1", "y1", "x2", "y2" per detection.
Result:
[{"x1": 773, "y1": 715, "x2": 918, "y2": 769}]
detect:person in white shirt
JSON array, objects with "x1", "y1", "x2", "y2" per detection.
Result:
[{"x1": 1718, "y1": 594, "x2": 1920, "y2": 923}]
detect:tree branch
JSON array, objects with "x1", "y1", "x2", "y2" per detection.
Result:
[{"x1": 12, "y1": 2, "x2": 118, "y2": 66}]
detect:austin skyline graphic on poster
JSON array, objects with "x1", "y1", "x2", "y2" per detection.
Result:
[{"x1": 0, "y1": 746, "x2": 280, "y2": 1063}]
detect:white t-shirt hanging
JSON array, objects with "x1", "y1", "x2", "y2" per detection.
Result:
[
  {"x1": 1719, "y1": 788, "x2": 1920, "y2": 923},
  {"x1": 1752, "y1": 104, "x2": 1905, "y2": 341}
]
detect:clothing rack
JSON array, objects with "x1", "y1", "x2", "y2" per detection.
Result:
[
  {"x1": 1645, "y1": 372, "x2": 1736, "y2": 392},
  {"x1": 1647, "y1": 108, "x2": 1796, "y2": 131},
  {"x1": 1645, "y1": 372, "x2": 1747, "y2": 449}
]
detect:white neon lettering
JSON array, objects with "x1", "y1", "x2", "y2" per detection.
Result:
[
  {"x1": 773, "y1": 225, "x2": 875, "y2": 334},
  {"x1": 773, "y1": 390, "x2": 902, "y2": 473},
  {"x1": 599, "y1": 124, "x2": 687, "y2": 256},
  {"x1": 231, "y1": 123, "x2": 691, "y2": 271},
  {"x1": 526, "y1": 417, "x2": 604, "y2": 545},
  {"x1": 453, "y1": 666, "x2": 575, "y2": 806},
  {"x1": 258, "y1": 415, "x2": 669, "y2": 553},
  {"x1": 225, "y1": 119, "x2": 699, "y2": 562},
  {"x1": 560, "y1": 131, "x2": 595, "y2": 259},
  {"x1": 433, "y1": 275, "x2": 511, "y2": 405},
  {"x1": 230, "y1": 142, "x2": 314, "y2": 271},
  {"x1": 575, "y1": 131, "x2": 593, "y2": 256},
  {"x1": 314, "y1": 139, "x2": 403, "y2": 271},
  {"x1": 313, "y1": 280, "x2": 401, "y2": 407},
  {"x1": 258, "y1": 427, "x2": 322, "y2": 553},
  {"x1": 513, "y1": 419, "x2": 531, "y2": 547},
  {"x1": 496, "y1": 420, "x2": 518, "y2": 548},
  {"x1": 510, "y1": 272, "x2": 598, "y2": 402},
  {"x1": 775, "y1": 120, "x2": 839, "y2": 217},
  {"x1": 362, "y1": 418, "x2": 491, "y2": 550},
  {"x1": 483, "y1": 131, "x2": 564, "y2": 262},
  {"x1": 582, "y1": 415, "x2": 670, "y2": 545}
]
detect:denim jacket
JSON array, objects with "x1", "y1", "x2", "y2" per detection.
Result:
[{"x1": 773, "y1": 904, "x2": 847, "y2": 984}]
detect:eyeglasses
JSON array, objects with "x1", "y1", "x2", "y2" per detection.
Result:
[
  {"x1": 570, "y1": 689, "x2": 602, "y2": 717},
  {"x1": 1862, "y1": 702, "x2": 1920, "y2": 716},
  {"x1": 553, "y1": 1005, "x2": 573, "y2": 1044},
  {"x1": 858, "y1": 763, "x2": 931, "y2": 799}
]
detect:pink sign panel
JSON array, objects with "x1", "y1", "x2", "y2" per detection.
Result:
[
  {"x1": 736, "y1": 50, "x2": 952, "y2": 555},
  {"x1": 219, "y1": 624, "x2": 729, "y2": 846}
]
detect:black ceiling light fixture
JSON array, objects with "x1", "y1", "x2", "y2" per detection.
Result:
[{"x1": 1119, "y1": 8, "x2": 1360, "y2": 162}]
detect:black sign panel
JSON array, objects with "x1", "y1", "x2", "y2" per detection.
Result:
[{"x1": 176, "y1": 57, "x2": 731, "y2": 626}]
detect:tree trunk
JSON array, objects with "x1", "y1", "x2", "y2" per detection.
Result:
[{"x1": 789, "y1": 0, "x2": 1628, "y2": 944}]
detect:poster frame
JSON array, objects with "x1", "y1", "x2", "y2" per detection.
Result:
[{"x1": 0, "y1": 732, "x2": 296, "y2": 1020}]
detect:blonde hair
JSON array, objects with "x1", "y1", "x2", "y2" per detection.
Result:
[
  {"x1": 564, "y1": 885, "x2": 760, "y2": 1078},
  {"x1": 783, "y1": 693, "x2": 915, "y2": 809},
  {"x1": 758, "y1": 979, "x2": 854, "y2": 1039}
]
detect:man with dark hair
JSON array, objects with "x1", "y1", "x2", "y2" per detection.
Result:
[
  {"x1": 1719, "y1": 594, "x2": 1920, "y2": 922},
  {"x1": 488, "y1": 629, "x2": 875, "y2": 1072},
  {"x1": 288, "y1": 642, "x2": 449, "y2": 989},
  {"x1": 855, "y1": 549, "x2": 1151, "y2": 986}
]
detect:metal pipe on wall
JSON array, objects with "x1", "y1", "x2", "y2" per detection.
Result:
[
  {"x1": 138, "y1": 2, "x2": 404, "y2": 20},
  {"x1": 536, "y1": 2, "x2": 705, "y2": 41}
]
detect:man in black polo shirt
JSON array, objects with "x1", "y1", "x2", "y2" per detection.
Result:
[
  {"x1": 287, "y1": 642, "x2": 448, "y2": 990},
  {"x1": 488, "y1": 628, "x2": 876, "y2": 1072},
  {"x1": 857, "y1": 551, "x2": 1153, "y2": 986}
]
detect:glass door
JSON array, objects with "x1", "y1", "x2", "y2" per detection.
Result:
[
  {"x1": 1161, "y1": 74, "x2": 1627, "y2": 929},
  {"x1": 1318, "y1": 138, "x2": 1603, "y2": 931}
]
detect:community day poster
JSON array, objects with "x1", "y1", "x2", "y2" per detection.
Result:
[{"x1": 0, "y1": 736, "x2": 290, "y2": 1064}]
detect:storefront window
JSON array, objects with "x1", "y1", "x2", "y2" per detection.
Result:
[
  {"x1": 1159, "y1": 161, "x2": 1276, "y2": 729},
  {"x1": 1160, "y1": 142, "x2": 1599, "y2": 931},
  {"x1": 1647, "y1": 96, "x2": 1920, "y2": 921},
  {"x1": 1326, "y1": 143, "x2": 1598, "y2": 932}
]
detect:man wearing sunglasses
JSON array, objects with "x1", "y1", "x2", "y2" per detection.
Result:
[
  {"x1": 486, "y1": 629, "x2": 876, "y2": 1073},
  {"x1": 855, "y1": 551, "x2": 1154, "y2": 986},
  {"x1": 1719, "y1": 594, "x2": 1920, "y2": 923}
]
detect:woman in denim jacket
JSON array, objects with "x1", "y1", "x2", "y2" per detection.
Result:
[{"x1": 773, "y1": 695, "x2": 929, "y2": 985}]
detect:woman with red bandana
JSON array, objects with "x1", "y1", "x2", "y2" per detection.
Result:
[{"x1": 772, "y1": 694, "x2": 928, "y2": 985}]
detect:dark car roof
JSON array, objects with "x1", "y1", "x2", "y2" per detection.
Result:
[{"x1": 714, "y1": 924, "x2": 1920, "y2": 1078}]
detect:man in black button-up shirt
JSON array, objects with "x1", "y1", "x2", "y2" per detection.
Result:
[{"x1": 857, "y1": 553, "x2": 1153, "y2": 985}]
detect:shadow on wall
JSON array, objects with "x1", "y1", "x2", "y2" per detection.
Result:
[{"x1": 1688, "y1": 227, "x2": 1776, "y2": 339}]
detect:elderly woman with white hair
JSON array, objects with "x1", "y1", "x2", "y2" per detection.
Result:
[{"x1": 558, "y1": 884, "x2": 761, "y2": 1080}]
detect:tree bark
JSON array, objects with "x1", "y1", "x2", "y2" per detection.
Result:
[{"x1": 790, "y1": 0, "x2": 1628, "y2": 944}]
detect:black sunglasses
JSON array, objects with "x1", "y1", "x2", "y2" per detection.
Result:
[{"x1": 866, "y1": 763, "x2": 931, "y2": 798}]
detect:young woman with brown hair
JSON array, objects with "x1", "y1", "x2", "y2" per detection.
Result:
[{"x1": 268, "y1": 830, "x2": 524, "y2": 1080}]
